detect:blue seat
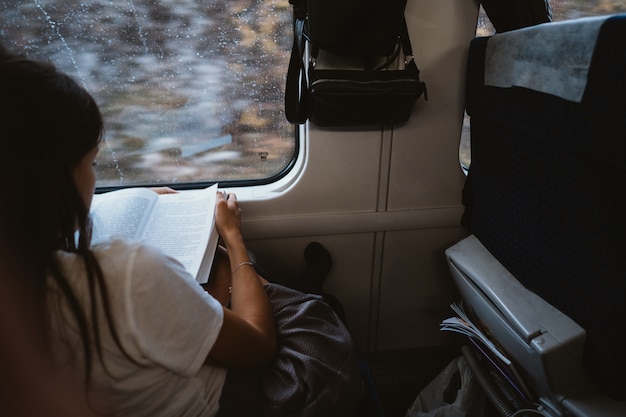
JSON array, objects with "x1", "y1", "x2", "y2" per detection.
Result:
[{"x1": 452, "y1": 14, "x2": 626, "y2": 415}]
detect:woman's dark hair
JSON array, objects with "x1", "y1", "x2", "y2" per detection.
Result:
[{"x1": 0, "y1": 46, "x2": 126, "y2": 386}]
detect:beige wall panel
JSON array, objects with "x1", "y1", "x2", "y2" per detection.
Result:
[{"x1": 376, "y1": 227, "x2": 467, "y2": 351}]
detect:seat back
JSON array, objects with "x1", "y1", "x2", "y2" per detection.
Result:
[{"x1": 460, "y1": 14, "x2": 626, "y2": 406}]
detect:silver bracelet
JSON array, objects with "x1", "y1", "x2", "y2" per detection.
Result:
[{"x1": 231, "y1": 261, "x2": 254, "y2": 275}]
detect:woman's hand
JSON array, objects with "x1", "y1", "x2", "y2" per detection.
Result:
[
  {"x1": 215, "y1": 192, "x2": 242, "y2": 245},
  {"x1": 149, "y1": 186, "x2": 178, "y2": 195}
]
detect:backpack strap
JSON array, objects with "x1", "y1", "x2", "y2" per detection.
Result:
[
  {"x1": 399, "y1": 18, "x2": 428, "y2": 101},
  {"x1": 285, "y1": 0, "x2": 309, "y2": 124}
]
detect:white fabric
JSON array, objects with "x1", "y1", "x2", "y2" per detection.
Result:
[
  {"x1": 49, "y1": 238, "x2": 226, "y2": 417},
  {"x1": 484, "y1": 16, "x2": 610, "y2": 103}
]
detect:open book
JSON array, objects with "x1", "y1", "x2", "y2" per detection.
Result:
[{"x1": 90, "y1": 184, "x2": 219, "y2": 284}]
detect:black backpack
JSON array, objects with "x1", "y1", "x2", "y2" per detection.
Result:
[{"x1": 285, "y1": 0, "x2": 427, "y2": 127}]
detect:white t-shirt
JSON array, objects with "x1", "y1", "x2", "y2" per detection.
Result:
[{"x1": 49, "y1": 238, "x2": 226, "y2": 417}]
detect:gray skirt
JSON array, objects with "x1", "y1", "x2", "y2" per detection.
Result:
[{"x1": 216, "y1": 283, "x2": 363, "y2": 417}]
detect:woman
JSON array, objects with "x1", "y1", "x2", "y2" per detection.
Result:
[{"x1": 0, "y1": 46, "x2": 362, "y2": 416}]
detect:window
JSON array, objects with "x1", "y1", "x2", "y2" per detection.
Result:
[
  {"x1": 460, "y1": 0, "x2": 626, "y2": 172},
  {"x1": 1, "y1": 0, "x2": 296, "y2": 188}
]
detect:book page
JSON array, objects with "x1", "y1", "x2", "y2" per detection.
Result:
[
  {"x1": 440, "y1": 303, "x2": 536, "y2": 402},
  {"x1": 140, "y1": 185, "x2": 218, "y2": 280},
  {"x1": 90, "y1": 188, "x2": 158, "y2": 245},
  {"x1": 440, "y1": 303, "x2": 511, "y2": 365}
]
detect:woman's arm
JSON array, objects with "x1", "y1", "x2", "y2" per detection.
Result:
[{"x1": 205, "y1": 192, "x2": 276, "y2": 368}]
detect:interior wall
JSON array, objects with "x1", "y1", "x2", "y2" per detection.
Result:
[{"x1": 243, "y1": 0, "x2": 479, "y2": 353}]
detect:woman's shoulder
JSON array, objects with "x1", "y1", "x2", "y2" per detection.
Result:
[
  {"x1": 92, "y1": 237, "x2": 185, "y2": 277},
  {"x1": 56, "y1": 238, "x2": 197, "y2": 300},
  {"x1": 54, "y1": 238, "x2": 183, "y2": 284},
  {"x1": 92, "y1": 237, "x2": 160, "y2": 259}
]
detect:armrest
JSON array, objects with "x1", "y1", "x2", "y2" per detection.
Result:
[
  {"x1": 446, "y1": 235, "x2": 585, "y2": 351},
  {"x1": 445, "y1": 235, "x2": 591, "y2": 409}
]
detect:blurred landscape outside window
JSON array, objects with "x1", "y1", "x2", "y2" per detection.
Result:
[{"x1": 0, "y1": 0, "x2": 295, "y2": 188}]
